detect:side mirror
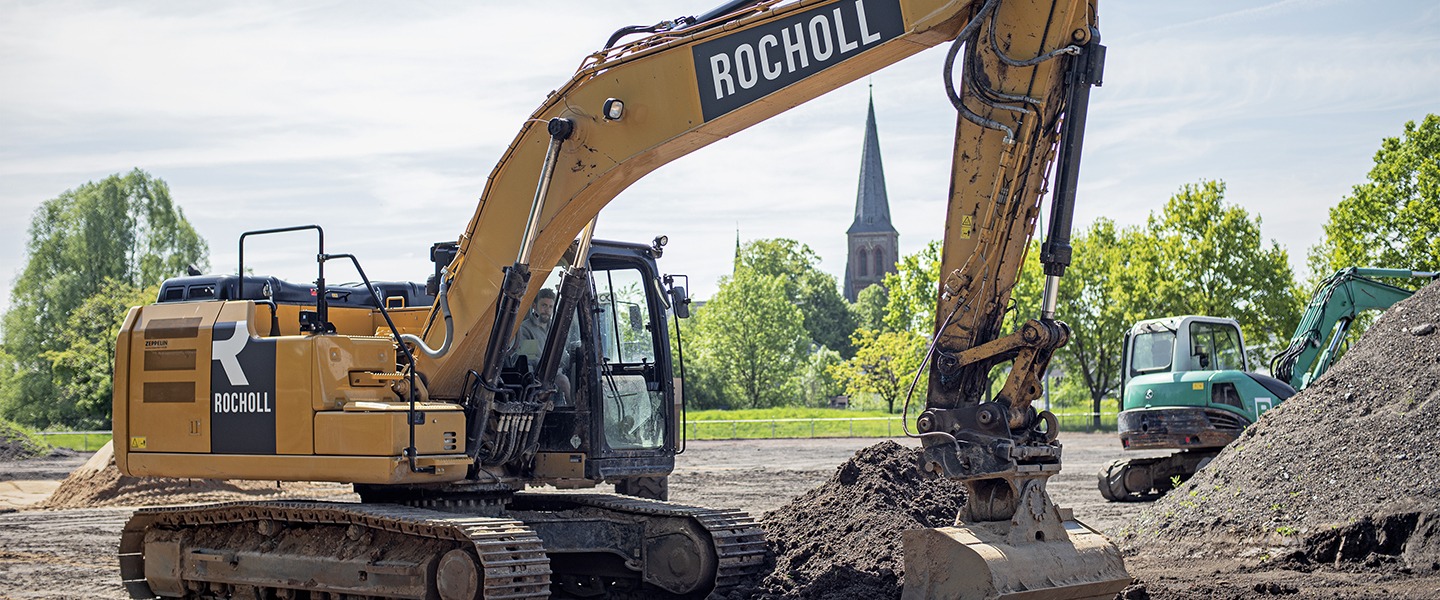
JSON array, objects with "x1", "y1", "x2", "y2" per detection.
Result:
[{"x1": 670, "y1": 286, "x2": 691, "y2": 319}]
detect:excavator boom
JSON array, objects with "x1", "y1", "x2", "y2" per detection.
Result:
[{"x1": 1271, "y1": 267, "x2": 1437, "y2": 389}]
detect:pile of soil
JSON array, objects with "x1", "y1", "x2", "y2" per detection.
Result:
[
  {"x1": 40, "y1": 442, "x2": 351, "y2": 509},
  {"x1": 0, "y1": 421, "x2": 49, "y2": 460},
  {"x1": 1122, "y1": 281, "x2": 1440, "y2": 572},
  {"x1": 721, "y1": 441, "x2": 969, "y2": 600}
]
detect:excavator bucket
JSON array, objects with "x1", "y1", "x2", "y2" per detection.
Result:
[{"x1": 902, "y1": 508, "x2": 1129, "y2": 600}]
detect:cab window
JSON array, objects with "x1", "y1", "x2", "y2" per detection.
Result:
[
  {"x1": 593, "y1": 267, "x2": 664, "y2": 450},
  {"x1": 1189, "y1": 322, "x2": 1245, "y2": 371},
  {"x1": 1130, "y1": 330, "x2": 1176, "y2": 375},
  {"x1": 595, "y1": 270, "x2": 656, "y2": 365}
]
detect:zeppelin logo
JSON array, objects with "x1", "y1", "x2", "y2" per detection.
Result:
[
  {"x1": 213, "y1": 391, "x2": 273, "y2": 413},
  {"x1": 693, "y1": 0, "x2": 904, "y2": 122}
]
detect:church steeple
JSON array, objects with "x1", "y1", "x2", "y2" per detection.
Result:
[
  {"x1": 847, "y1": 91, "x2": 898, "y2": 237},
  {"x1": 844, "y1": 87, "x2": 900, "y2": 302},
  {"x1": 733, "y1": 225, "x2": 741, "y2": 273}
]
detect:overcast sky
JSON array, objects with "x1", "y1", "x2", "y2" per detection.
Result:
[{"x1": 2, "y1": 0, "x2": 1438, "y2": 312}]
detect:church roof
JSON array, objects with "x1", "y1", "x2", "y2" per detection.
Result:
[{"x1": 847, "y1": 93, "x2": 898, "y2": 235}]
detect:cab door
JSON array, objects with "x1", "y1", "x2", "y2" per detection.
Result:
[{"x1": 590, "y1": 264, "x2": 669, "y2": 454}]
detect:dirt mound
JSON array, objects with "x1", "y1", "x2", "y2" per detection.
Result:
[
  {"x1": 0, "y1": 421, "x2": 49, "y2": 460},
  {"x1": 40, "y1": 441, "x2": 352, "y2": 509},
  {"x1": 1123, "y1": 280, "x2": 1440, "y2": 571},
  {"x1": 719, "y1": 440, "x2": 969, "y2": 600}
]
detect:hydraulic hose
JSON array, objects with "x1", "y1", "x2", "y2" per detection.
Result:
[
  {"x1": 942, "y1": 0, "x2": 1012, "y2": 142},
  {"x1": 602, "y1": 0, "x2": 764, "y2": 50},
  {"x1": 400, "y1": 271, "x2": 453, "y2": 359}
]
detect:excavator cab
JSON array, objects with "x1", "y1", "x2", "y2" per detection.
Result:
[
  {"x1": 1117, "y1": 316, "x2": 1266, "y2": 453},
  {"x1": 1101, "y1": 316, "x2": 1295, "y2": 500},
  {"x1": 1118, "y1": 315, "x2": 1278, "y2": 439},
  {"x1": 524, "y1": 239, "x2": 685, "y2": 497},
  {"x1": 1121, "y1": 316, "x2": 1247, "y2": 382}
]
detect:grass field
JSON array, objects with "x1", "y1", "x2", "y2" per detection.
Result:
[
  {"x1": 684, "y1": 407, "x2": 1117, "y2": 439},
  {"x1": 686, "y1": 408, "x2": 906, "y2": 440},
  {"x1": 31, "y1": 431, "x2": 112, "y2": 451},
  {"x1": 20, "y1": 407, "x2": 1117, "y2": 449}
]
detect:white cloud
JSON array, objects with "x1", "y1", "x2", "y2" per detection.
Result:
[{"x1": 0, "y1": 0, "x2": 1437, "y2": 313}]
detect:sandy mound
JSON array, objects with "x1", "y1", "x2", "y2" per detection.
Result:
[
  {"x1": 1122, "y1": 280, "x2": 1440, "y2": 571},
  {"x1": 40, "y1": 441, "x2": 353, "y2": 509},
  {"x1": 0, "y1": 421, "x2": 49, "y2": 460},
  {"x1": 719, "y1": 440, "x2": 969, "y2": 600}
]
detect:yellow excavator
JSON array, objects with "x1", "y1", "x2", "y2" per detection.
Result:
[{"x1": 113, "y1": 0, "x2": 1127, "y2": 598}]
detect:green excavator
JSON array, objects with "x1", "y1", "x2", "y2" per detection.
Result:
[{"x1": 1098, "y1": 267, "x2": 1437, "y2": 501}]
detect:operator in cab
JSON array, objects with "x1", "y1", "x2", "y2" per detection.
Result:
[
  {"x1": 514, "y1": 287, "x2": 575, "y2": 404},
  {"x1": 517, "y1": 288, "x2": 558, "y2": 344}
]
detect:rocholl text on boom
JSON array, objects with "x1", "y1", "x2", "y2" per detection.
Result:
[
  {"x1": 706, "y1": 0, "x2": 885, "y2": 100},
  {"x1": 213, "y1": 392, "x2": 273, "y2": 413}
]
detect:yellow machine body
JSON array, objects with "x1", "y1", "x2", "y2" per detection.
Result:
[{"x1": 114, "y1": 300, "x2": 470, "y2": 485}]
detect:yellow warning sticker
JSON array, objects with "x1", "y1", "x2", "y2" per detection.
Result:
[
  {"x1": 960, "y1": 215, "x2": 974, "y2": 239},
  {"x1": 1191, "y1": 382, "x2": 1204, "y2": 390},
  {"x1": 130, "y1": 436, "x2": 147, "y2": 449}
]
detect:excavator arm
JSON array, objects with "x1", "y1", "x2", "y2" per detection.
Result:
[
  {"x1": 412, "y1": 0, "x2": 1101, "y2": 404},
  {"x1": 1271, "y1": 267, "x2": 1437, "y2": 390}
]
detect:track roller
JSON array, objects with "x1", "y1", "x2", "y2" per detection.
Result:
[{"x1": 1098, "y1": 451, "x2": 1219, "y2": 501}]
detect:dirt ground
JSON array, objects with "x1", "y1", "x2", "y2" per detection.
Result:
[{"x1": 2, "y1": 433, "x2": 1437, "y2": 598}]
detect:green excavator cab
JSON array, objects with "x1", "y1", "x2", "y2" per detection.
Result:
[{"x1": 1100, "y1": 316, "x2": 1294, "y2": 501}]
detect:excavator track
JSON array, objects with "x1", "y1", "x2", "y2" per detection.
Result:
[
  {"x1": 1098, "y1": 451, "x2": 1219, "y2": 501},
  {"x1": 118, "y1": 494, "x2": 765, "y2": 599},
  {"x1": 511, "y1": 492, "x2": 767, "y2": 594},
  {"x1": 119, "y1": 501, "x2": 551, "y2": 599}
]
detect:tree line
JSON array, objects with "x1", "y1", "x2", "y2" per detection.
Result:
[
  {"x1": 0, "y1": 115, "x2": 1436, "y2": 429},
  {"x1": 0, "y1": 169, "x2": 207, "y2": 429},
  {"x1": 679, "y1": 114, "x2": 1440, "y2": 415}
]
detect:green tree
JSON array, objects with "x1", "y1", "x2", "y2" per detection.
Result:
[
  {"x1": 830, "y1": 329, "x2": 929, "y2": 413},
  {"x1": 851, "y1": 283, "x2": 889, "y2": 333},
  {"x1": 799, "y1": 347, "x2": 845, "y2": 407},
  {"x1": 1310, "y1": 114, "x2": 1440, "y2": 276},
  {"x1": 39, "y1": 281, "x2": 158, "y2": 427},
  {"x1": 737, "y1": 239, "x2": 856, "y2": 356},
  {"x1": 882, "y1": 240, "x2": 942, "y2": 334},
  {"x1": 690, "y1": 270, "x2": 808, "y2": 409},
  {"x1": 0, "y1": 170, "x2": 208, "y2": 428},
  {"x1": 1132, "y1": 180, "x2": 1300, "y2": 357},
  {"x1": 1049, "y1": 220, "x2": 1134, "y2": 425},
  {"x1": 668, "y1": 310, "x2": 730, "y2": 410}
]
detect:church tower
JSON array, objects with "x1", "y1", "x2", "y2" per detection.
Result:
[{"x1": 844, "y1": 90, "x2": 900, "y2": 302}]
